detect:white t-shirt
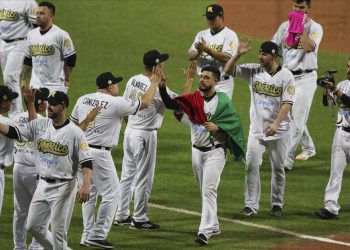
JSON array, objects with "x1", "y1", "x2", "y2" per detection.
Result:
[
  {"x1": 272, "y1": 19, "x2": 323, "y2": 71},
  {"x1": 0, "y1": 0, "x2": 37, "y2": 40},
  {"x1": 234, "y1": 64, "x2": 295, "y2": 140},
  {"x1": 25, "y1": 24, "x2": 75, "y2": 91},
  {"x1": 71, "y1": 92, "x2": 141, "y2": 147},
  {"x1": 15, "y1": 118, "x2": 92, "y2": 179},
  {"x1": 123, "y1": 74, "x2": 177, "y2": 130}
]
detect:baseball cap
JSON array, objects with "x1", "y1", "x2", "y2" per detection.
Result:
[
  {"x1": 48, "y1": 91, "x2": 69, "y2": 107},
  {"x1": 0, "y1": 85, "x2": 18, "y2": 104},
  {"x1": 260, "y1": 41, "x2": 279, "y2": 55},
  {"x1": 203, "y1": 4, "x2": 223, "y2": 19},
  {"x1": 35, "y1": 87, "x2": 49, "y2": 105},
  {"x1": 96, "y1": 72, "x2": 123, "y2": 89},
  {"x1": 143, "y1": 50, "x2": 169, "y2": 68}
]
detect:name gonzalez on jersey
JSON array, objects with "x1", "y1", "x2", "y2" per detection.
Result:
[{"x1": 82, "y1": 97, "x2": 109, "y2": 109}]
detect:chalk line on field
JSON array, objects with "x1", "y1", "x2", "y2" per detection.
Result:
[{"x1": 149, "y1": 203, "x2": 350, "y2": 247}]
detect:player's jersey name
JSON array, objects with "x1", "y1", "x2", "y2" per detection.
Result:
[
  {"x1": 82, "y1": 97, "x2": 109, "y2": 109},
  {"x1": 131, "y1": 79, "x2": 147, "y2": 92},
  {"x1": 0, "y1": 9, "x2": 19, "y2": 21}
]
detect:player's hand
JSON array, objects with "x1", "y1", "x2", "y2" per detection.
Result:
[
  {"x1": 203, "y1": 122, "x2": 219, "y2": 133},
  {"x1": 151, "y1": 65, "x2": 163, "y2": 86},
  {"x1": 78, "y1": 183, "x2": 90, "y2": 203},
  {"x1": 86, "y1": 106, "x2": 101, "y2": 123},
  {"x1": 237, "y1": 37, "x2": 251, "y2": 55},
  {"x1": 23, "y1": 86, "x2": 35, "y2": 105},
  {"x1": 265, "y1": 123, "x2": 278, "y2": 137},
  {"x1": 322, "y1": 80, "x2": 336, "y2": 91},
  {"x1": 183, "y1": 61, "x2": 197, "y2": 83},
  {"x1": 195, "y1": 38, "x2": 207, "y2": 52}
]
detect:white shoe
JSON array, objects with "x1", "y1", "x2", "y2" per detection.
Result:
[{"x1": 295, "y1": 151, "x2": 316, "y2": 161}]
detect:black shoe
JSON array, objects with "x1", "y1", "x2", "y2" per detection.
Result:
[
  {"x1": 85, "y1": 239, "x2": 114, "y2": 249},
  {"x1": 270, "y1": 205, "x2": 282, "y2": 217},
  {"x1": 130, "y1": 219, "x2": 160, "y2": 230},
  {"x1": 240, "y1": 207, "x2": 254, "y2": 217},
  {"x1": 114, "y1": 215, "x2": 132, "y2": 225},
  {"x1": 315, "y1": 208, "x2": 338, "y2": 219},
  {"x1": 195, "y1": 233, "x2": 208, "y2": 245}
]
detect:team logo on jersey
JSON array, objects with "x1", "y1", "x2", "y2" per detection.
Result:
[
  {"x1": 64, "y1": 39, "x2": 72, "y2": 47},
  {"x1": 0, "y1": 9, "x2": 19, "y2": 21},
  {"x1": 207, "y1": 6, "x2": 213, "y2": 12},
  {"x1": 80, "y1": 141, "x2": 89, "y2": 151},
  {"x1": 37, "y1": 139, "x2": 68, "y2": 156},
  {"x1": 29, "y1": 44, "x2": 55, "y2": 56},
  {"x1": 253, "y1": 81, "x2": 282, "y2": 97},
  {"x1": 287, "y1": 85, "x2": 295, "y2": 95}
]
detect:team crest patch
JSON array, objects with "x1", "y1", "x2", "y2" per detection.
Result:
[
  {"x1": 230, "y1": 41, "x2": 237, "y2": 50},
  {"x1": 81, "y1": 141, "x2": 89, "y2": 151},
  {"x1": 287, "y1": 85, "x2": 295, "y2": 95},
  {"x1": 64, "y1": 39, "x2": 72, "y2": 47},
  {"x1": 310, "y1": 32, "x2": 318, "y2": 40}
]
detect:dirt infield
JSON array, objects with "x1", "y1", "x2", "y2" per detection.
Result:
[{"x1": 220, "y1": 0, "x2": 350, "y2": 54}]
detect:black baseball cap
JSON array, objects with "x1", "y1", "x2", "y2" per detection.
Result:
[
  {"x1": 260, "y1": 41, "x2": 279, "y2": 55},
  {"x1": 35, "y1": 87, "x2": 49, "y2": 105},
  {"x1": 203, "y1": 4, "x2": 223, "y2": 19},
  {"x1": 48, "y1": 91, "x2": 69, "y2": 107},
  {"x1": 96, "y1": 72, "x2": 123, "y2": 89},
  {"x1": 0, "y1": 85, "x2": 18, "y2": 104},
  {"x1": 143, "y1": 50, "x2": 169, "y2": 68}
]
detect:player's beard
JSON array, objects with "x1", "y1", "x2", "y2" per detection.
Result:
[
  {"x1": 199, "y1": 84, "x2": 214, "y2": 94},
  {"x1": 48, "y1": 109, "x2": 58, "y2": 120}
]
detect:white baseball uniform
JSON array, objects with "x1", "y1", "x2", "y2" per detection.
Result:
[
  {"x1": 14, "y1": 118, "x2": 92, "y2": 250},
  {"x1": 272, "y1": 18, "x2": 323, "y2": 168},
  {"x1": 0, "y1": 114, "x2": 14, "y2": 215},
  {"x1": 322, "y1": 80, "x2": 350, "y2": 214},
  {"x1": 0, "y1": 0, "x2": 37, "y2": 116},
  {"x1": 12, "y1": 112, "x2": 49, "y2": 250},
  {"x1": 71, "y1": 91, "x2": 141, "y2": 242},
  {"x1": 25, "y1": 24, "x2": 75, "y2": 93},
  {"x1": 189, "y1": 26, "x2": 238, "y2": 99},
  {"x1": 115, "y1": 74, "x2": 176, "y2": 223},
  {"x1": 233, "y1": 63, "x2": 295, "y2": 213}
]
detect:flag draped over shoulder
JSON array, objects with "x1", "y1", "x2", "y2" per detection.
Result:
[{"x1": 175, "y1": 90, "x2": 246, "y2": 161}]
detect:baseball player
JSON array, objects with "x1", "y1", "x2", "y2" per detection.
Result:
[
  {"x1": 71, "y1": 69, "x2": 162, "y2": 249},
  {"x1": 159, "y1": 65, "x2": 245, "y2": 246},
  {"x1": 20, "y1": 1, "x2": 76, "y2": 93},
  {"x1": 0, "y1": 0, "x2": 37, "y2": 116},
  {"x1": 0, "y1": 90, "x2": 93, "y2": 250},
  {"x1": 0, "y1": 85, "x2": 18, "y2": 215},
  {"x1": 12, "y1": 87, "x2": 50, "y2": 250},
  {"x1": 272, "y1": 0, "x2": 323, "y2": 170},
  {"x1": 224, "y1": 38, "x2": 295, "y2": 217},
  {"x1": 315, "y1": 59, "x2": 350, "y2": 219},
  {"x1": 114, "y1": 50, "x2": 177, "y2": 230},
  {"x1": 189, "y1": 4, "x2": 238, "y2": 99}
]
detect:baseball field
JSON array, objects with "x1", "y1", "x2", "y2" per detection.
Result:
[{"x1": 1, "y1": 0, "x2": 350, "y2": 249}]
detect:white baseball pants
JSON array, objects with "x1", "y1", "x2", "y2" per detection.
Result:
[
  {"x1": 0, "y1": 40, "x2": 25, "y2": 116},
  {"x1": 192, "y1": 146, "x2": 226, "y2": 238},
  {"x1": 244, "y1": 134, "x2": 288, "y2": 213},
  {"x1": 285, "y1": 71, "x2": 317, "y2": 167},
  {"x1": 85, "y1": 148, "x2": 119, "y2": 240},
  {"x1": 324, "y1": 128, "x2": 350, "y2": 214},
  {"x1": 115, "y1": 127, "x2": 157, "y2": 222},
  {"x1": 26, "y1": 178, "x2": 76, "y2": 250},
  {"x1": 0, "y1": 168, "x2": 4, "y2": 216}
]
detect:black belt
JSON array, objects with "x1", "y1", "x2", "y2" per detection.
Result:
[
  {"x1": 3, "y1": 37, "x2": 26, "y2": 43},
  {"x1": 193, "y1": 144, "x2": 223, "y2": 152},
  {"x1": 341, "y1": 127, "x2": 350, "y2": 133},
  {"x1": 89, "y1": 144, "x2": 112, "y2": 151},
  {"x1": 291, "y1": 69, "x2": 314, "y2": 75},
  {"x1": 37, "y1": 175, "x2": 70, "y2": 183}
]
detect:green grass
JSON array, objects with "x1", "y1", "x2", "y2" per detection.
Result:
[{"x1": 1, "y1": 0, "x2": 350, "y2": 249}]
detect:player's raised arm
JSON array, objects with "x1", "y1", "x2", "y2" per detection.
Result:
[
  {"x1": 224, "y1": 37, "x2": 251, "y2": 75},
  {"x1": 139, "y1": 65, "x2": 162, "y2": 110},
  {"x1": 20, "y1": 63, "x2": 32, "y2": 90},
  {"x1": 23, "y1": 86, "x2": 37, "y2": 121},
  {"x1": 182, "y1": 61, "x2": 197, "y2": 95}
]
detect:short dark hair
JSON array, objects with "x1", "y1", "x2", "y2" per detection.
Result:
[
  {"x1": 294, "y1": 0, "x2": 311, "y2": 5},
  {"x1": 39, "y1": 1, "x2": 55, "y2": 16},
  {"x1": 201, "y1": 65, "x2": 221, "y2": 81}
]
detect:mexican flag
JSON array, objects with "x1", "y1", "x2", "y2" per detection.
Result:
[{"x1": 175, "y1": 90, "x2": 246, "y2": 161}]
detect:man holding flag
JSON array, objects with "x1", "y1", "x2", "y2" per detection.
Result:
[{"x1": 158, "y1": 64, "x2": 245, "y2": 246}]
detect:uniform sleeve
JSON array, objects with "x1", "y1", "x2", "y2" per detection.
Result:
[
  {"x1": 222, "y1": 30, "x2": 238, "y2": 57},
  {"x1": 60, "y1": 31, "x2": 75, "y2": 58},
  {"x1": 24, "y1": 36, "x2": 32, "y2": 58},
  {"x1": 113, "y1": 97, "x2": 141, "y2": 117},
  {"x1": 26, "y1": 0, "x2": 38, "y2": 25},
  {"x1": 189, "y1": 31, "x2": 202, "y2": 52},
  {"x1": 77, "y1": 132, "x2": 93, "y2": 165},
  {"x1": 70, "y1": 99, "x2": 80, "y2": 123},
  {"x1": 234, "y1": 64, "x2": 256, "y2": 83},
  {"x1": 308, "y1": 23, "x2": 323, "y2": 51},
  {"x1": 15, "y1": 119, "x2": 35, "y2": 142},
  {"x1": 271, "y1": 22, "x2": 286, "y2": 48},
  {"x1": 282, "y1": 73, "x2": 295, "y2": 105}
]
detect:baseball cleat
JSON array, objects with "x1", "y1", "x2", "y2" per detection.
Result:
[
  {"x1": 195, "y1": 233, "x2": 208, "y2": 245},
  {"x1": 130, "y1": 219, "x2": 160, "y2": 230},
  {"x1": 113, "y1": 216, "x2": 132, "y2": 226},
  {"x1": 85, "y1": 239, "x2": 114, "y2": 249},
  {"x1": 211, "y1": 229, "x2": 221, "y2": 236},
  {"x1": 240, "y1": 207, "x2": 254, "y2": 217},
  {"x1": 315, "y1": 208, "x2": 338, "y2": 220},
  {"x1": 295, "y1": 151, "x2": 316, "y2": 161},
  {"x1": 270, "y1": 205, "x2": 282, "y2": 217}
]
